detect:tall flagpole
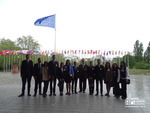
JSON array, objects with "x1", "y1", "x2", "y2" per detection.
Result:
[
  {"x1": 54, "y1": 28, "x2": 56, "y2": 52},
  {"x1": 54, "y1": 14, "x2": 56, "y2": 52}
]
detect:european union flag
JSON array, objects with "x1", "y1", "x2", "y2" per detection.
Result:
[{"x1": 34, "y1": 14, "x2": 55, "y2": 28}]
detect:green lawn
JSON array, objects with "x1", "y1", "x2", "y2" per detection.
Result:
[{"x1": 129, "y1": 69, "x2": 150, "y2": 75}]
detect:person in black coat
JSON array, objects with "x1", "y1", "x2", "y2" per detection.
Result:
[
  {"x1": 94, "y1": 59, "x2": 105, "y2": 96},
  {"x1": 120, "y1": 61, "x2": 129, "y2": 100},
  {"x1": 78, "y1": 59, "x2": 88, "y2": 93},
  {"x1": 87, "y1": 61, "x2": 95, "y2": 95},
  {"x1": 33, "y1": 58, "x2": 42, "y2": 97},
  {"x1": 72, "y1": 61, "x2": 79, "y2": 94},
  {"x1": 64, "y1": 59, "x2": 74, "y2": 95},
  {"x1": 112, "y1": 63, "x2": 120, "y2": 98},
  {"x1": 48, "y1": 55, "x2": 59, "y2": 96},
  {"x1": 57, "y1": 62, "x2": 65, "y2": 96},
  {"x1": 18, "y1": 54, "x2": 33, "y2": 97}
]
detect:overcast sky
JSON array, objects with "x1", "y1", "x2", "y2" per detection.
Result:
[{"x1": 0, "y1": 0, "x2": 150, "y2": 52}]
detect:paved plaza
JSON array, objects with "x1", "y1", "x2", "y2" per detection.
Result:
[{"x1": 0, "y1": 72, "x2": 150, "y2": 113}]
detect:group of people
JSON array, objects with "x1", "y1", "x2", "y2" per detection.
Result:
[{"x1": 18, "y1": 54, "x2": 129, "y2": 100}]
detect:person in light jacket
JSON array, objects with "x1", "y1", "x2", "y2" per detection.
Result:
[{"x1": 42, "y1": 61, "x2": 49, "y2": 97}]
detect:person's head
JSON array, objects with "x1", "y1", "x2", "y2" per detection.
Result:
[
  {"x1": 66, "y1": 59, "x2": 70, "y2": 65},
  {"x1": 120, "y1": 61, "x2": 126, "y2": 67},
  {"x1": 60, "y1": 62, "x2": 64, "y2": 68},
  {"x1": 26, "y1": 54, "x2": 30, "y2": 60},
  {"x1": 38, "y1": 58, "x2": 41, "y2": 63},
  {"x1": 43, "y1": 61, "x2": 48, "y2": 67},
  {"x1": 105, "y1": 62, "x2": 111, "y2": 69},
  {"x1": 74, "y1": 61, "x2": 77, "y2": 66},
  {"x1": 81, "y1": 58, "x2": 85, "y2": 64},
  {"x1": 112, "y1": 63, "x2": 118, "y2": 69},
  {"x1": 97, "y1": 59, "x2": 101, "y2": 65},
  {"x1": 52, "y1": 55, "x2": 56, "y2": 61},
  {"x1": 90, "y1": 61, "x2": 93, "y2": 66}
]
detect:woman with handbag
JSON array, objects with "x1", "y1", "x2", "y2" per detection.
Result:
[{"x1": 120, "y1": 61, "x2": 129, "y2": 100}]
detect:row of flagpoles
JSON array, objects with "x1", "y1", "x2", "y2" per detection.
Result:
[{"x1": 0, "y1": 50, "x2": 132, "y2": 56}]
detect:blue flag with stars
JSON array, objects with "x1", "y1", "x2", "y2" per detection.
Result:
[{"x1": 34, "y1": 14, "x2": 55, "y2": 28}]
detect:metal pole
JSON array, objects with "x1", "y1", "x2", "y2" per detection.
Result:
[
  {"x1": 128, "y1": 55, "x2": 129, "y2": 68},
  {"x1": 54, "y1": 28, "x2": 56, "y2": 52}
]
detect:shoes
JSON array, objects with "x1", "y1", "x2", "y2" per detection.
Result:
[
  {"x1": 60, "y1": 93, "x2": 63, "y2": 96},
  {"x1": 105, "y1": 93, "x2": 108, "y2": 96},
  {"x1": 75, "y1": 92, "x2": 78, "y2": 94},
  {"x1": 83, "y1": 91, "x2": 85, "y2": 93},
  {"x1": 49, "y1": 94, "x2": 52, "y2": 96},
  {"x1": 95, "y1": 93, "x2": 98, "y2": 96},
  {"x1": 33, "y1": 94, "x2": 36, "y2": 97},
  {"x1": 101, "y1": 94, "x2": 103, "y2": 96},
  {"x1": 39, "y1": 93, "x2": 42, "y2": 95},
  {"x1": 43, "y1": 94, "x2": 47, "y2": 97},
  {"x1": 53, "y1": 94, "x2": 56, "y2": 96},
  {"x1": 105, "y1": 93, "x2": 110, "y2": 97},
  {"x1": 28, "y1": 94, "x2": 31, "y2": 96},
  {"x1": 65, "y1": 93, "x2": 68, "y2": 95},
  {"x1": 122, "y1": 97, "x2": 126, "y2": 100},
  {"x1": 78, "y1": 91, "x2": 82, "y2": 93},
  {"x1": 18, "y1": 94, "x2": 24, "y2": 97}
]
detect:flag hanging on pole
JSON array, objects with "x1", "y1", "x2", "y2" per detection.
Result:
[{"x1": 34, "y1": 14, "x2": 55, "y2": 28}]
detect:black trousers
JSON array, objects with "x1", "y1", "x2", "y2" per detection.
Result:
[
  {"x1": 34, "y1": 78, "x2": 42, "y2": 94},
  {"x1": 43, "y1": 81, "x2": 49, "y2": 95},
  {"x1": 96, "y1": 79, "x2": 103, "y2": 94},
  {"x1": 79, "y1": 77, "x2": 86, "y2": 92},
  {"x1": 88, "y1": 78, "x2": 94, "y2": 94},
  {"x1": 72, "y1": 78, "x2": 78, "y2": 93},
  {"x1": 21, "y1": 76, "x2": 32, "y2": 95},
  {"x1": 121, "y1": 79, "x2": 127, "y2": 98},
  {"x1": 49, "y1": 77, "x2": 56, "y2": 94},
  {"x1": 113, "y1": 82, "x2": 120, "y2": 96},
  {"x1": 58, "y1": 80, "x2": 64, "y2": 92}
]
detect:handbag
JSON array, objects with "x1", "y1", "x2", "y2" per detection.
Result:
[
  {"x1": 110, "y1": 81, "x2": 114, "y2": 87},
  {"x1": 126, "y1": 79, "x2": 130, "y2": 84}
]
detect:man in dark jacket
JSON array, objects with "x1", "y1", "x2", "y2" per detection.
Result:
[
  {"x1": 95, "y1": 59, "x2": 105, "y2": 96},
  {"x1": 48, "y1": 55, "x2": 59, "y2": 96},
  {"x1": 33, "y1": 58, "x2": 42, "y2": 97},
  {"x1": 78, "y1": 59, "x2": 88, "y2": 93},
  {"x1": 18, "y1": 54, "x2": 33, "y2": 97},
  {"x1": 72, "y1": 61, "x2": 79, "y2": 94}
]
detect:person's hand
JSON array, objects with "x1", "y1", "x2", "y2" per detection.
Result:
[
  {"x1": 34, "y1": 76, "x2": 36, "y2": 79},
  {"x1": 72, "y1": 76, "x2": 74, "y2": 79}
]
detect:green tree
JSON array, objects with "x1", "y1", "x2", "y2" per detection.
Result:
[
  {"x1": 0, "y1": 38, "x2": 21, "y2": 71},
  {"x1": 144, "y1": 42, "x2": 150, "y2": 63},
  {"x1": 0, "y1": 38, "x2": 20, "y2": 51},
  {"x1": 133, "y1": 40, "x2": 144, "y2": 62},
  {"x1": 16, "y1": 35, "x2": 40, "y2": 50}
]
